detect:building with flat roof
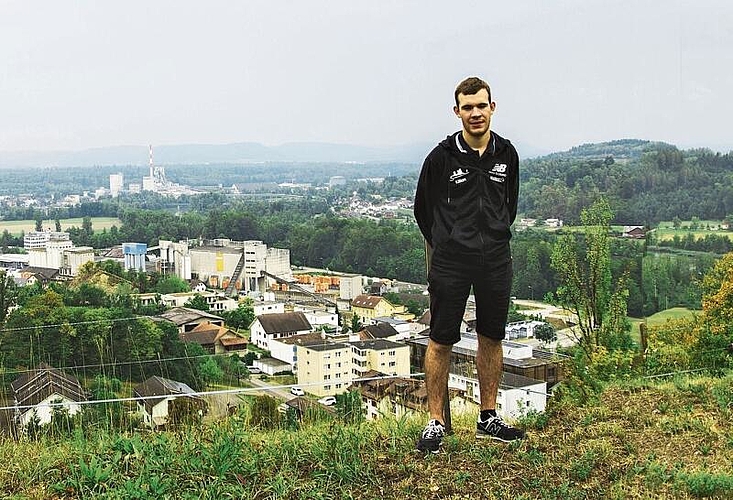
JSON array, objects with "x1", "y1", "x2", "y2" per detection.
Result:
[
  {"x1": 296, "y1": 342, "x2": 352, "y2": 397},
  {"x1": 407, "y1": 334, "x2": 562, "y2": 387},
  {"x1": 158, "y1": 239, "x2": 291, "y2": 294}
]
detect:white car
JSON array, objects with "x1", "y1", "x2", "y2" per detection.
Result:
[
  {"x1": 290, "y1": 386, "x2": 305, "y2": 396},
  {"x1": 317, "y1": 396, "x2": 337, "y2": 406}
]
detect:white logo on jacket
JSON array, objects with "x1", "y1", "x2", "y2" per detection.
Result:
[{"x1": 449, "y1": 168, "x2": 469, "y2": 185}]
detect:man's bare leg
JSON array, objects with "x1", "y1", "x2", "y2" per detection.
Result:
[
  {"x1": 477, "y1": 335, "x2": 503, "y2": 410},
  {"x1": 425, "y1": 339, "x2": 452, "y2": 422}
]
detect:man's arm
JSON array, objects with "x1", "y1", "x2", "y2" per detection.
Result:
[
  {"x1": 506, "y1": 147, "x2": 520, "y2": 225},
  {"x1": 414, "y1": 155, "x2": 436, "y2": 247}
]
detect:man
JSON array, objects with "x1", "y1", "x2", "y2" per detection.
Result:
[{"x1": 414, "y1": 76, "x2": 524, "y2": 454}]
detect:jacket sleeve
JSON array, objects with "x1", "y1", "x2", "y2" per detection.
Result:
[
  {"x1": 506, "y1": 147, "x2": 520, "y2": 225},
  {"x1": 414, "y1": 155, "x2": 437, "y2": 247}
]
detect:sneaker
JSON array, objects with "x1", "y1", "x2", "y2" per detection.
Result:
[
  {"x1": 416, "y1": 419, "x2": 445, "y2": 454},
  {"x1": 476, "y1": 414, "x2": 525, "y2": 442}
]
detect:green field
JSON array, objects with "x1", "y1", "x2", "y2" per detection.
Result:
[
  {"x1": 629, "y1": 307, "x2": 700, "y2": 341},
  {"x1": 0, "y1": 217, "x2": 122, "y2": 236},
  {"x1": 650, "y1": 219, "x2": 733, "y2": 242}
]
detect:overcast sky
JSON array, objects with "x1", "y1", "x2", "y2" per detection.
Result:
[{"x1": 1, "y1": 1, "x2": 731, "y2": 155}]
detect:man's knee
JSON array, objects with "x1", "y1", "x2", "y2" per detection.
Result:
[{"x1": 478, "y1": 335, "x2": 502, "y2": 349}]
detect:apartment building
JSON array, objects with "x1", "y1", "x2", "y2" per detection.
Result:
[
  {"x1": 349, "y1": 339, "x2": 410, "y2": 379},
  {"x1": 295, "y1": 342, "x2": 352, "y2": 397}
]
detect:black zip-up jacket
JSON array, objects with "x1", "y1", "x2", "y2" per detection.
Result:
[{"x1": 414, "y1": 131, "x2": 519, "y2": 253}]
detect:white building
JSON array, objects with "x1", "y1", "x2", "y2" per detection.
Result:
[
  {"x1": 158, "y1": 239, "x2": 292, "y2": 293},
  {"x1": 449, "y1": 371, "x2": 546, "y2": 420},
  {"x1": 109, "y1": 173, "x2": 124, "y2": 197},
  {"x1": 339, "y1": 274, "x2": 364, "y2": 300},
  {"x1": 134, "y1": 376, "x2": 205, "y2": 428},
  {"x1": 252, "y1": 300, "x2": 285, "y2": 316},
  {"x1": 23, "y1": 231, "x2": 69, "y2": 250},
  {"x1": 27, "y1": 237, "x2": 94, "y2": 277},
  {"x1": 249, "y1": 312, "x2": 313, "y2": 351},
  {"x1": 11, "y1": 364, "x2": 87, "y2": 429},
  {"x1": 295, "y1": 307, "x2": 339, "y2": 332}
]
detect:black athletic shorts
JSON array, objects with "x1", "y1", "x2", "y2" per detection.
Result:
[{"x1": 427, "y1": 241, "x2": 513, "y2": 345}]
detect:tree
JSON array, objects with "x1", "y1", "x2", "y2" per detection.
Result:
[
  {"x1": 82, "y1": 216, "x2": 93, "y2": 236},
  {"x1": 184, "y1": 294, "x2": 209, "y2": 311},
  {"x1": 198, "y1": 356, "x2": 224, "y2": 386},
  {"x1": 55, "y1": 218, "x2": 62, "y2": 232},
  {"x1": 0, "y1": 270, "x2": 18, "y2": 327},
  {"x1": 222, "y1": 302, "x2": 255, "y2": 330},
  {"x1": 350, "y1": 314, "x2": 362, "y2": 333},
  {"x1": 551, "y1": 198, "x2": 632, "y2": 360},
  {"x1": 34, "y1": 215, "x2": 43, "y2": 232},
  {"x1": 155, "y1": 275, "x2": 190, "y2": 294},
  {"x1": 534, "y1": 322, "x2": 557, "y2": 345},
  {"x1": 694, "y1": 251, "x2": 733, "y2": 370}
]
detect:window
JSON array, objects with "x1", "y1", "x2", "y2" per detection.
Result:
[
  {"x1": 323, "y1": 374, "x2": 331, "y2": 381},
  {"x1": 388, "y1": 350, "x2": 396, "y2": 356},
  {"x1": 389, "y1": 361, "x2": 396, "y2": 367}
]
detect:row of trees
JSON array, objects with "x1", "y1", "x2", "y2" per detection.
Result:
[{"x1": 45, "y1": 200, "x2": 717, "y2": 318}]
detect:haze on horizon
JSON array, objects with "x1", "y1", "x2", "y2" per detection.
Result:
[{"x1": 1, "y1": 1, "x2": 732, "y2": 156}]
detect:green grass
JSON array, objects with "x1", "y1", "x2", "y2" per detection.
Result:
[
  {"x1": 629, "y1": 307, "x2": 699, "y2": 341},
  {"x1": 651, "y1": 220, "x2": 733, "y2": 242},
  {"x1": 0, "y1": 372, "x2": 731, "y2": 498},
  {"x1": 0, "y1": 217, "x2": 121, "y2": 236}
]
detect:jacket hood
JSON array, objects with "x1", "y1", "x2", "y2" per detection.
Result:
[{"x1": 438, "y1": 131, "x2": 510, "y2": 156}]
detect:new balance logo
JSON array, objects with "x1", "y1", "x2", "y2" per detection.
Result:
[{"x1": 492, "y1": 163, "x2": 507, "y2": 173}]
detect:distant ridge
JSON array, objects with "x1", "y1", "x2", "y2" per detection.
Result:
[{"x1": 0, "y1": 139, "x2": 548, "y2": 168}]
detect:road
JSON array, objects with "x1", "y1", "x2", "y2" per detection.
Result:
[{"x1": 512, "y1": 299, "x2": 580, "y2": 350}]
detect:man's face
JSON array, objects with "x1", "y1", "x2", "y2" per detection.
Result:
[{"x1": 453, "y1": 89, "x2": 495, "y2": 138}]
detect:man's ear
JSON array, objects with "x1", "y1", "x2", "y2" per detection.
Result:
[{"x1": 453, "y1": 105, "x2": 460, "y2": 117}]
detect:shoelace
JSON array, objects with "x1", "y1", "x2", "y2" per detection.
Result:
[{"x1": 481, "y1": 416, "x2": 510, "y2": 430}]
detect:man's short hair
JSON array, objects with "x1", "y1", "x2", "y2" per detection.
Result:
[{"x1": 454, "y1": 77, "x2": 492, "y2": 106}]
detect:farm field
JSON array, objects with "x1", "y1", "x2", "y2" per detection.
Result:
[
  {"x1": 650, "y1": 219, "x2": 733, "y2": 242},
  {"x1": 0, "y1": 217, "x2": 121, "y2": 236}
]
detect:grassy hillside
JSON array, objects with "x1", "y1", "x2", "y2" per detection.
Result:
[
  {"x1": 629, "y1": 307, "x2": 700, "y2": 341},
  {"x1": 0, "y1": 373, "x2": 731, "y2": 499}
]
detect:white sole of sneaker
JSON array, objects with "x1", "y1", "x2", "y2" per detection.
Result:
[{"x1": 475, "y1": 432, "x2": 518, "y2": 443}]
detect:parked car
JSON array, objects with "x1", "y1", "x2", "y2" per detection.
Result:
[
  {"x1": 246, "y1": 366, "x2": 262, "y2": 374},
  {"x1": 317, "y1": 396, "x2": 336, "y2": 406},
  {"x1": 290, "y1": 386, "x2": 305, "y2": 396},
  {"x1": 277, "y1": 403, "x2": 289, "y2": 414}
]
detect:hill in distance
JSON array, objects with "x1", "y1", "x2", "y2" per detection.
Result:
[{"x1": 0, "y1": 139, "x2": 550, "y2": 168}]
